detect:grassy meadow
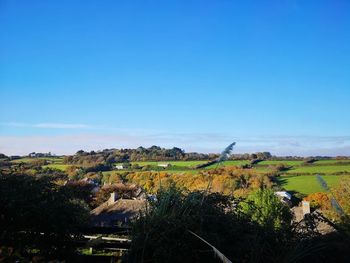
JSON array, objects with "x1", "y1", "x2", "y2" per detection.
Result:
[
  {"x1": 257, "y1": 160, "x2": 304, "y2": 166},
  {"x1": 42, "y1": 164, "x2": 71, "y2": 170},
  {"x1": 277, "y1": 175, "x2": 343, "y2": 195},
  {"x1": 11, "y1": 156, "x2": 71, "y2": 171},
  {"x1": 9, "y1": 156, "x2": 350, "y2": 195},
  {"x1": 285, "y1": 165, "x2": 350, "y2": 175}
]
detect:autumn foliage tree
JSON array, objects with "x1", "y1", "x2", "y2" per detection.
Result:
[
  {"x1": 125, "y1": 167, "x2": 274, "y2": 196},
  {"x1": 304, "y1": 192, "x2": 331, "y2": 210}
]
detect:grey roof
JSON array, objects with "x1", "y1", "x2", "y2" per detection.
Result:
[{"x1": 90, "y1": 199, "x2": 146, "y2": 227}]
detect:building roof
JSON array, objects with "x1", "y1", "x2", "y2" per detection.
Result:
[
  {"x1": 90, "y1": 198, "x2": 146, "y2": 227},
  {"x1": 275, "y1": 191, "x2": 292, "y2": 200}
]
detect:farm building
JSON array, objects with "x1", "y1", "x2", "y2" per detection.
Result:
[
  {"x1": 90, "y1": 192, "x2": 146, "y2": 227},
  {"x1": 275, "y1": 191, "x2": 292, "y2": 206},
  {"x1": 158, "y1": 163, "x2": 170, "y2": 168},
  {"x1": 275, "y1": 191, "x2": 292, "y2": 200},
  {"x1": 115, "y1": 164, "x2": 124, "y2": 170}
]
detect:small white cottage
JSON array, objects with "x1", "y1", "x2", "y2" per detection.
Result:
[
  {"x1": 275, "y1": 191, "x2": 292, "y2": 200},
  {"x1": 115, "y1": 164, "x2": 124, "y2": 170},
  {"x1": 158, "y1": 163, "x2": 170, "y2": 168}
]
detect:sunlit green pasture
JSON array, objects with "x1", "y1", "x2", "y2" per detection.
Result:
[
  {"x1": 277, "y1": 175, "x2": 347, "y2": 195},
  {"x1": 11, "y1": 157, "x2": 63, "y2": 164},
  {"x1": 42, "y1": 164, "x2": 70, "y2": 171},
  {"x1": 285, "y1": 165, "x2": 350, "y2": 174},
  {"x1": 257, "y1": 160, "x2": 303, "y2": 166}
]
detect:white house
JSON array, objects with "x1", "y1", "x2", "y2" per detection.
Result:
[
  {"x1": 275, "y1": 191, "x2": 293, "y2": 206},
  {"x1": 158, "y1": 163, "x2": 170, "y2": 168},
  {"x1": 115, "y1": 165, "x2": 124, "y2": 170},
  {"x1": 275, "y1": 191, "x2": 292, "y2": 200}
]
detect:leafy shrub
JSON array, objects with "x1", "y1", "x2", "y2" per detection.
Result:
[{"x1": 241, "y1": 188, "x2": 293, "y2": 230}]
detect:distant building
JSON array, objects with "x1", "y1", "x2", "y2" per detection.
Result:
[
  {"x1": 90, "y1": 192, "x2": 146, "y2": 227},
  {"x1": 275, "y1": 191, "x2": 292, "y2": 200},
  {"x1": 158, "y1": 163, "x2": 170, "y2": 168},
  {"x1": 115, "y1": 165, "x2": 124, "y2": 170},
  {"x1": 275, "y1": 191, "x2": 292, "y2": 206}
]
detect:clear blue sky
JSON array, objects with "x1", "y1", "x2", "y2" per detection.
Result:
[{"x1": 1, "y1": 0, "x2": 350, "y2": 156}]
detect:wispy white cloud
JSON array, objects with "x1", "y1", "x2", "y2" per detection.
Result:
[
  {"x1": 0, "y1": 134, "x2": 148, "y2": 155},
  {"x1": 0, "y1": 133, "x2": 349, "y2": 157},
  {"x1": 1, "y1": 122, "x2": 93, "y2": 129},
  {"x1": 34, "y1": 123, "x2": 91, "y2": 129}
]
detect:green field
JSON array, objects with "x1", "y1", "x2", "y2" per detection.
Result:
[
  {"x1": 10, "y1": 157, "x2": 68, "y2": 171},
  {"x1": 257, "y1": 160, "x2": 304, "y2": 166},
  {"x1": 277, "y1": 175, "x2": 345, "y2": 195},
  {"x1": 11, "y1": 157, "x2": 63, "y2": 164},
  {"x1": 131, "y1": 160, "x2": 208, "y2": 167},
  {"x1": 42, "y1": 164, "x2": 70, "y2": 171},
  {"x1": 11, "y1": 158, "x2": 33, "y2": 163},
  {"x1": 285, "y1": 165, "x2": 350, "y2": 174}
]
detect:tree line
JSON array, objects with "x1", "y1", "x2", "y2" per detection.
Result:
[
  {"x1": 63, "y1": 146, "x2": 218, "y2": 166},
  {"x1": 62, "y1": 146, "x2": 276, "y2": 166}
]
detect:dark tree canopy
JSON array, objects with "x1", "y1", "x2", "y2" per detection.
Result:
[{"x1": 0, "y1": 174, "x2": 89, "y2": 257}]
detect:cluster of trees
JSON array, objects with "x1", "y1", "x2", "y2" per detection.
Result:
[
  {"x1": 230, "y1": 152, "x2": 272, "y2": 160},
  {"x1": 63, "y1": 146, "x2": 219, "y2": 166},
  {"x1": 268, "y1": 163, "x2": 292, "y2": 172},
  {"x1": 0, "y1": 153, "x2": 8, "y2": 159},
  {"x1": 124, "y1": 167, "x2": 273, "y2": 196}
]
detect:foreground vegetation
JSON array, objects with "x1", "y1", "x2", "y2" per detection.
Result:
[
  {"x1": 1, "y1": 147, "x2": 350, "y2": 262},
  {"x1": 1, "y1": 173, "x2": 350, "y2": 262},
  {"x1": 128, "y1": 186, "x2": 350, "y2": 263}
]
